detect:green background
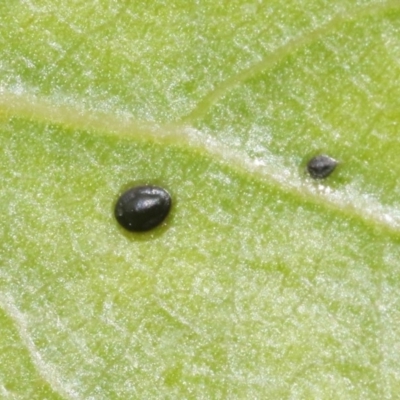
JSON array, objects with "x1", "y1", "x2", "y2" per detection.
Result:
[{"x1": 1, "y1": 1, "x2": 400, "y2": 398}]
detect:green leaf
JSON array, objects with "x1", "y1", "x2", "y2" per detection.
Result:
[{"x1": 1, "y1": 1, "x2": 400, "y2": 398}]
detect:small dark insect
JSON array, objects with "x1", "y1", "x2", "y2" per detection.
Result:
[
  {"x1": 307, "y1": 155, "x2": 337, "y2": 179},
  {"x1": 114, "y1": 185, "x2": 171, "y2": 232}
]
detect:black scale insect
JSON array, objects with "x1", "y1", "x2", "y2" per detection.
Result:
[
  {"x1": 114, "y1": 155, "x2": 336, "y2": 233},
  {"x1": 115, "y1": 185, "x2": 171, "y2": 232},
  {"x1": 307, "y1": 155, "x2": 337, "y2": 179}
]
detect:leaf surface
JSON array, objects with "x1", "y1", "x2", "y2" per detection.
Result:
[{"x1": 1, "y1": 1, "x2": 400, "y2": 398}]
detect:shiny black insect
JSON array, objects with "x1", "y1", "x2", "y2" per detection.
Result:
[
  {"x1": 307, "y1": 155, "x2": 337, "y2": 179},
  {"x1": 114, "y1": 185, "x2": 171, "y2": 232}
]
